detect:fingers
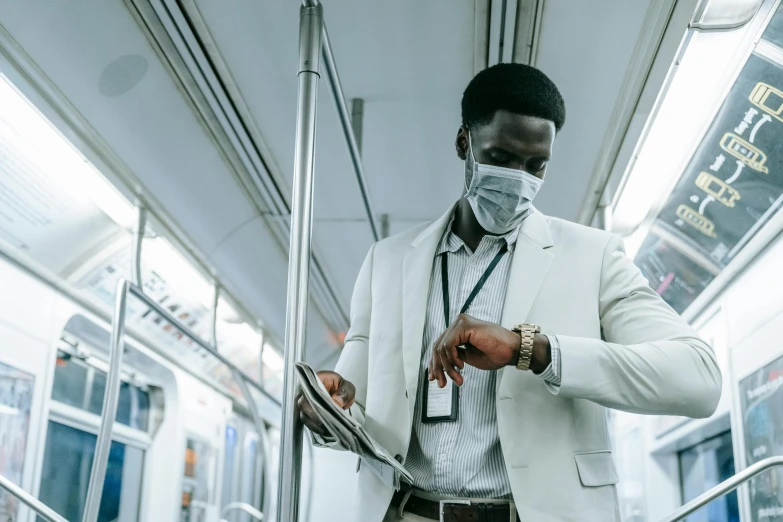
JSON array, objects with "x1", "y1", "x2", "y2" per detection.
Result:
[
  {"x1": 430, "y1": 316, "x2": 470, "y2": 387},
  {"x1": 437, "y1": 342, "x2": 464, "y2": 386},
  {"x1": 430, "y1": 328, "x2": 450, "y2": 387},
  {"x1": 316, "y1": 370, "x2": 355, "y2": 410},
  {"x1": 333, "y1": 379, "x2": 356, "y2": 410},
  {"x1": 297, "y1": 394, "x2": 328, "y2": 436}
]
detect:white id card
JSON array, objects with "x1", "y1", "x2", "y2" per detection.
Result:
[{"x1": 422, "y1": 369, "x2": 459, "y2": 423}]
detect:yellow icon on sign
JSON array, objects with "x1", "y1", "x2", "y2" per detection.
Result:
[
  {"x1": 720, "y1": 132, "x2": 769, "y2": 173},
  {"x1": 750, "y1": 82, "x2": 783, "y2": 122},
  {"x1": 676, "y1": 204, "x2": 717, "y2": 238},
  {"x1": 695, "y1": 172, "x2": 741, "y2": 207}
]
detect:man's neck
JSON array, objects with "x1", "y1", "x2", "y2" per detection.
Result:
[{"x1": 452, "y1": 199, "x2": 490, "y2": 252}]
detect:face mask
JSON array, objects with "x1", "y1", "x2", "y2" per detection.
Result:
[{"x1": 464, "y1": 134, "x2": 544, "y2": 234}]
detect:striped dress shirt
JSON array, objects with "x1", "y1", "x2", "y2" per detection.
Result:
[{"x1": 404, "y1": 213, "x2": 561, "y2": 498}]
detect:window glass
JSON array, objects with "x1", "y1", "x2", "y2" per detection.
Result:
[
  {"x1": 633, "y1": 6, "x2": 783, "y2": 314},
  {"x1": 240, "y1": 432, "x2": 259, "y2": 520},
  {"x1": 38, "y1": 421, "x2": 144, "y2": 522},
  {"x1": 0, "y1": 362, "x2": 34, "y2": 521},
  {"x1": 679, "y1": 431, "x2": 739, "y2": 522},
  {"x1": 51, "y1": 354, "x2": 150, "y2": 431},
  {"x1": 220, "y1": 425, "x2": 238, "y2": 512},
  {"x1": 51, "y1": 352, "x2": 88, "y2": 409}
]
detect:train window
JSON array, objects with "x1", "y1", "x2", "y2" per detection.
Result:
[
  {"x1": 678, "y1": 431, "x2": 739, "y2": 522},
  {"x1": 220, "y1": 425, "x2": 238, "y2": 513},
  {"x1": 38, "y1": 421, "x2": 144, "y2": 522},
  {"x1": 628, "y1": 4, "x2": 783, "y2": 315},
  {"x1": 0, "y1": 362, "x2": 34, "y2": 520},
  {"x1": 240, "y1": 432, "x2": 260, "y2": 516},
  {"x1": 52, "y1": 351, "x2": 151, "y2": 431}
]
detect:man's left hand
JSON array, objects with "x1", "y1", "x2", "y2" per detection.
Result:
[{"x1": 429, "y1": 314, "x2": 550, "y2": 387}]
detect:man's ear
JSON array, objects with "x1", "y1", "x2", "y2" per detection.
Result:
[{"x1": 455, "y1": 126, "x2": 469, "y2": 161}]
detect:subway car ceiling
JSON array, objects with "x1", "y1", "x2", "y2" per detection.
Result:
[{"x1": 0, "y1": 0, "x2": 775, "y2": 373}]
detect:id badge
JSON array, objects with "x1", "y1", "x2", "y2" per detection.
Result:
[{"x1": 421, "y1": 369, "x2": 459, "y2": 423}]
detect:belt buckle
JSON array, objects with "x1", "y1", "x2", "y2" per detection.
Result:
[{"x1": 439, "y1": 499, "x2": 471, "y2": 522}]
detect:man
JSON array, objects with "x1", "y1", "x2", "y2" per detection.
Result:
[{"x1": 300, "y1": 63, "x2": 722, "y2": 522}]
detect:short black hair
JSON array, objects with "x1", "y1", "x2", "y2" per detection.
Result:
[{"x1": 461, "y1": 63, "x2": 566, "y2": 131}]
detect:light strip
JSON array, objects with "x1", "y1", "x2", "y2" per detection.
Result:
[
  {"x1": 612, "y1": 16, "x2": 766, "y2": 246},
  {"x1": 0, "y1": 74, "x2": 135, "y2": 229}
]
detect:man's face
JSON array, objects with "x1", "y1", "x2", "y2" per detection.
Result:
[{"x1": 455, "y1": 110, "x2": 556, "y2": 181}]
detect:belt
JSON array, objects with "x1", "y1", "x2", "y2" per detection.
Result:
[{"x1": 390, "y1": 490, "x2": 519, "y2": 522}]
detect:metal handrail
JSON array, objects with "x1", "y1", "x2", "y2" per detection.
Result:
[
  {"x1": 0, "y1": 473, "x2": 68, "y2": 522},
  {"x1": 122, "y1": 282, "x2": 279, "y2": 405},
  {"x1": 82, "y1": 279, "x2": 128, "y2": 522},
  {"x1": 301, "y1": 0, "x2": 381, "y2": 242},
  {"x1": 220, "y1": 501, "x2": 265, "y2": 521},
  {"x1": 78, "y1": 279, "x2": 277, "y2": 520},
  {"x1": 659, "y1": 456, "x2": 783, "y2": 522}
]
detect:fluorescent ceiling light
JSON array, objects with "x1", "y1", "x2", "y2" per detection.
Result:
[
  {"x1": 612, "y1": 26, "x2": 757, "y2": 236},
  {"x1": 693, "y1": 0, "x2": 764, "y2": 29},
  {"x1": 143, "y1": 236, "x2": 214, "y2": 308},
  {"x1": 0, "y1": 74, "x2": 135, "y2": 229}
]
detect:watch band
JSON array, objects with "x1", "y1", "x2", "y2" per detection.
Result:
[{"x1": 512, "y1": 324, "x2": 541, "y2": 371}]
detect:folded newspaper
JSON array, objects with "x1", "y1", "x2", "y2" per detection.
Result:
[{"x1": 296, "y1": 362, "x2": 413, "y2": 488}]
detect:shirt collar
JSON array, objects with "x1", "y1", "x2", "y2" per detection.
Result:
[{"x1": 435, "y1": 209, "x2": 523, "y2": 256}]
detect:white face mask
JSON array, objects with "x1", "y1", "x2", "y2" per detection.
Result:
[{"x1": 464, "y1": 134, "x2": 544, "y2": 234}]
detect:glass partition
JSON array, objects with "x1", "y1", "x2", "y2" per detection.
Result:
[
  {"x1": 0, "y1": 362, "x2": 34, "y2": 521},
  {"x1": 38, "y1": 421, "x2": 144, "y2": 522},
  {"x1": 678, "y1": 431, "x2": 739, "y2": 522},
  {"x1": 633, "y1": 5, "x2": 783, "y2": 313}
]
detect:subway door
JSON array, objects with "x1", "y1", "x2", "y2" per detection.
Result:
[
  {"x1": 221, "y1": 414, "x2": 266, "y2": 522},
  {"x1": 177, "y1": 371, "x2": 232, "y2": 522},
  {"x1": 0, "y1": 260, "x2": 59, "y2": 522}
]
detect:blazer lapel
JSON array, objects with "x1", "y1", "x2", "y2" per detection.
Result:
[
  {"x1": 498, "y1": 210, "x2": 555, "y2": 390},
  {"x1": 401, "y1": 204, "x2": 456, "y2": 419}
]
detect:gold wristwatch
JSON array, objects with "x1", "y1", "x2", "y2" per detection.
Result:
[{"x1": 512, "y1": 324, "x2": 541, "y2": 371}]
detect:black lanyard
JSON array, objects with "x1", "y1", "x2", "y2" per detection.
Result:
[{"x1": 441, "y1": 244, "x2": 507, "y2": 329}]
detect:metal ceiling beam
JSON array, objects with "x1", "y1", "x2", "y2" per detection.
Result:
[{"x1": 301, "y1": 0, "x2": 382, "y2": 242}]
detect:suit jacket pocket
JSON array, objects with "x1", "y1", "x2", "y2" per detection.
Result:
[{"x1": 574, "y1": 450, "x2": 619, "y2": 487}]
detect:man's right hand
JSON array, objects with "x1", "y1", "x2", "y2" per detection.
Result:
[{"x1": 298, "y1": 370, "x2": 356, "y2": 437}]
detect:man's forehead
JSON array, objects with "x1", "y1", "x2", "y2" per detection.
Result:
[{"x1": 472, "y1": 113, "x2": 555, "y2": 152}]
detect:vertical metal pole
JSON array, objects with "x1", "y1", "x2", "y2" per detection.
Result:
[
  {"x1": 131, "y1": 205, "x2": 147, "y2": 287},
  {"x1": 277, "y1": 5, "x2": 323, "y2": 522},
  {"x1": 350, "y1": 98, "x2": 364, "y2": 155},
  {"x1": 82, "y1": 279, "x2": 129, "y2": 522}
]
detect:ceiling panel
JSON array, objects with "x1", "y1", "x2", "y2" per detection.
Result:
[
  {"x1": 208, "y1": 216, "x2": 339, "y2": 363},
  {"x1": 532, "y1": 0, "x2": 654, "y2": 222},
  {"x1": 0, "y1": 1, "x2": 258, "y2": 254}
]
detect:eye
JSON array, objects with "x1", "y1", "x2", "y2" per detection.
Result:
[
  {"x1": 489, "y1": 151, "x2": 511, "y2": 164},
  {"x1": 528, "y1": 160, "x2": 548, "y2": 172}
]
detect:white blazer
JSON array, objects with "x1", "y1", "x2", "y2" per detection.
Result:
[{"x1": 330, "y1": 206, "x2": 722, "y2": 522}]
